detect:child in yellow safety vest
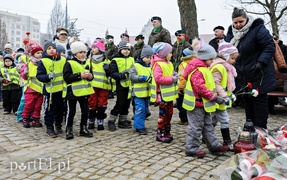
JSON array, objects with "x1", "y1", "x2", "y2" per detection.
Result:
[
  {"x1": 107, "y1": 40, "x2": 134, "y2": 131},
  {"x1": 21, "y1": 45, "x2": 44, "y2": 128},
  {"x1": 176, "y1": 47, "x2": 196, "y2": 125},
  {"x1": 150, "y1": 42, "x2": 178, "y2": 143},
  {"x1": 0, "y1": 55, "x2": 20, "y2": 115},
  {"x1": 36, "y1": 41, "x2": 66, "y2": 138},
  {"x1": 210, "y1": 40, "x2": 238, "y2": 151},
  {"x1": 183, "y1": 39, "x2": 229, "y2": 158},
  {"x1": 129, "y1": 45, "x2": 154, "y2": 135},
  {"x1": 87, "y1": 40, "x2": 110, "y2": 131},
  {"x1": 63, "y1": 41, "x2": 94, "y2": 140}
]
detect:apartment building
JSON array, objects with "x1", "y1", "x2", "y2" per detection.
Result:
[{"x1": 0, "y1": 9, "x2": 40, "y2": 51}]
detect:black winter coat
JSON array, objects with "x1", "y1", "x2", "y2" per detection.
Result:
[{"x1": 226, "y1": 18, "x2": 276, "y2": 94}]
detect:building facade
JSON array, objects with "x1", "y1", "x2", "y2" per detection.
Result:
[{"x1": 0, "y1": 10, "x2": 41, "y2": 51}]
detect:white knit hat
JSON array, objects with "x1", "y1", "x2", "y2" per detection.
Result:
[
  {"x1": 4, "y1": 43, "x2": 12, "y2": 49},
  {"x1": 70, "y1": 41, "x2": 87, "y2": 54}
]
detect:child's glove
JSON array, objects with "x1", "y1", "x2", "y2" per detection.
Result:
[
  {"x1": 103, "y1": 63, "x2": 109, "y2": 71},
  {"x1": 2, "y1": 79, "x2": 10, "y2": 84},
  {"x1": 224, "y1": 97, "x2": 230, "y2": 106},
  {"x1": 231, "y1": 94, "x2": 237, "y2": 102},
  {"x1": 24, "y1": 68, "x2": 29, "y2": 76},
  {"x1": 48, "y1": 72, "x2": 55, "y2": 79},
  {"x1": 139, "y1": 75, "x2": 148, "y2": 82},
  {"x1": 215, "y1": 96, "x2": 225, "y2": 104},
  {"x1": 172, "y1": 72, "x2": 179, "y2": 83},
  {"x1": 123, "y1": 71, "x2": 129, "y2": 79}
]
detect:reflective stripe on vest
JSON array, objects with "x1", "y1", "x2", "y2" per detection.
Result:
[
  {"x1": 183, "y1": 67, "x2": 216, "y2": 112},
  {"x1": 211, "y1": 63, "x2": 231, "y2": 110},
  {"x1": 150, "y1": 61, "x2": 178, "y2": 102},
  {"x1": 24, "y1": 63, "x2": 43, "y2": 93},
  {"x1": 129, "y1": 63, "x2": 151, "y2": 98},
  {"x1": 113, "y1": 57, "x2": 134, "y2": 88},
  {"x1": 67, "y1": 60, "x2": 94, "y2": 97},
  {"x1": 90, "y1": 59, "x2": 111, "y2": 90},
  {"x1": 0, "y1": 67, "x2": 19, "y2": 86},
  {"x1": 42, "y1": 57, "x2": 66, "y2": 93}
]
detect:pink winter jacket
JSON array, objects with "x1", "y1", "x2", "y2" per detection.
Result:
[
  {"x1": 184, "y1": 58, "x2": 217, "y2": 108},
  {"x1": 209, "y1": 58, "x2": 237, "y2": 98},
  {"x1": 151, "y1": 54, "x2": 173, "y2": 93},
  {"x1": 20, "y1": 61, "x2": 38, "y2": 94}
]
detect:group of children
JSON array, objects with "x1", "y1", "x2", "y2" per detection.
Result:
[{"x1": 0, "y1": 35, "x2": 240, "y2": 158}]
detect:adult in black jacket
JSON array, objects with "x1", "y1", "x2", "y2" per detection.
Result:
[
  {"x1": 209, "y1": 26, "x2": 226, "y2": 52},
  {"x1": 226, "y1": 8, "x2": 276, "y2": 129}
]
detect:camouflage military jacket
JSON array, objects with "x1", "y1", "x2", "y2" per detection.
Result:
[
  {"x1": 171, "y1": 40, "x2": 190, "y2": 71},
  {"x1": 132, "y1": 42, "x2": 144, "y2": 60},
  {"x1": 105, "y1": 42, "x2": 118, "y2": 60},
  {"x1": 148, "y1": 25, "x2": 171, "y2": 47}
]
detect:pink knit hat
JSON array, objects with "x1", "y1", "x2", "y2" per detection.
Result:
[
  {"x1": 152, "y1": 42, "x2": 172, "y2": 58},
  {"x1": 92, "y1": 40, "x2": 105, "y2": 52},
  {"x1": 218, "y1": 39, "x2": 238, "y2": 60}
]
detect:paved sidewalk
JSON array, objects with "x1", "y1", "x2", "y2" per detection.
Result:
[{"x1": 0, "y1": 99, "x2": 286, "y2": 180}]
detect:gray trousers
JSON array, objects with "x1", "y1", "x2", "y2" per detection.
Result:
[
  {"x1": 185, "y1": 108, "x2": 222, "y2": 153},
  {"x1": 211, "y1": 109, "x2": 230, "y2": 129}
]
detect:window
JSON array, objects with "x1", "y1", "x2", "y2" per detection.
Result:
[
  {"x1": 16, "y1": 31, "x2": 20, "y2": 35},
  {"x1": 16, "y1": 37, "x2": 20, "y2": 41},
  {"x1": 16, "y1": 24, "x2": 20, "y2": 29},
  {"x1": 22, "y1": 26, "x2": 25, "y2": 31},
  {"x1": 11, "y1": 23, "x2": 15, "y2": 29}
]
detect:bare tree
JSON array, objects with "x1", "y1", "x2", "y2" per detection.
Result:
[
  {"x1": 0, "y1": 19, "x2": 8, "y2": 52},
  {"x1": 47, "y1": 0, "x2": 66, "y2": 39},
  {"x1": 177, "y1": 0, "x2": 198, "y2": 41},
  {"x1": 224, "y1": 0, "x2": 287, "y2": 37}
]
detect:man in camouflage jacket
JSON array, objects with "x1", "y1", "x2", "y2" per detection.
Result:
[
  {"x1": 148, "y1": 16, "x2": 171, "y2": 47},
  {"x1": 105, "y1": 35, "x2": 118, "y2": 60},
  {"x1": 172, "y1": 30, "x2": 190, "y2": 72}
]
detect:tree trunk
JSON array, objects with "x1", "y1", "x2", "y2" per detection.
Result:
[{"x1": 177, "y1": 0, "x2": 198, "y2": 42}]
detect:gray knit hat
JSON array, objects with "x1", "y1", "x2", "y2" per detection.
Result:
[
  {"x1": 44, "y1": 41, "x2": 57, "y2": 53},
  {"x1": 118, "y1": 40, "x2": 131, "y2": 52},
  {"x1": 196, "y1": 43, "x2": 217, "y2": 60},
  {"x1": 140, "y1": 45, "x2": 154, "y2": 59}
]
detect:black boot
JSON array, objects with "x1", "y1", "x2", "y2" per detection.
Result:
[
  {"x1": 22, "y1": 118, "x2": 31, "y2": 128},
  {"x1": 55, "y1": 126, "x2": 63, "y2": 134},
  {"x1": 46, "y1": 126, "x2": 58, "y2": 138},
  {"x1": 108, "y1": 115, "x2": 117, "y2": 131},
  {"x1": 221, "y1": 128, "x2": 234, "y2": 151},
  {"x1": 97, "y1": 119, "x2": 104, "y2": 130},
  {"x1": 66, "y1": 126, "x2": 74, "y2": 140},
  {"x1": 31, "y1": 118, "x2": 42, "y2": 128},
  {"x1": 88, "y1": 118, "x2": 95, "y2": 129},
  {"x1": 80, "y1": 125, "x2": 93, "y2": 137},
  {"x1": 118, "y1": 115, "x2": 132, "y2": 128}
]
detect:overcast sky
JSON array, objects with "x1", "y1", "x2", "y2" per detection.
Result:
[{"x1": 2, "y1": 0, "x2": 284, "y2": 43}]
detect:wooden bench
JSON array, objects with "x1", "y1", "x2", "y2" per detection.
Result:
[{"x1": 267, "y1": 73, "x2": 287, "y2": 97}]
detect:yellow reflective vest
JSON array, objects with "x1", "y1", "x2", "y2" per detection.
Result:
[
  {"x1": 150, "y1": 62, "x2": 178, "y2": 102},
  {"x1": 24, "y1": 62, "x2": 43, "y2": 93},
  {"x1": 42, "y1": 57, "x2": 66, "y2": 93},
  {"x1": 112, "y1": 57, "x2": 134, "y2": 88},
  {"x1": 0, "y1": 67, "x2": 20, "y2": 86},
  {"x1": 129, "y1": 63, "x2": 151, "y2": 98},
  {"x1": 183, "y1": 67, "x2": 216, "y2": 113},
  {"x1": 211, "y1": 64, "x2": 231, "y2": 109},
  {"x1": 66, "y1": 60, "x2": 94, "y2": 97},
  {"x1": 88, "y1": 58, "x2": 111, "y2": 90}
]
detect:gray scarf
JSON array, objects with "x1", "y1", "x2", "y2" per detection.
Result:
[{"x1": 230, "y1": 16, "x2": 254, "y2": 47}]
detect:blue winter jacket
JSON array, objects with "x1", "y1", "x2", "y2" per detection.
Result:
[{"x1": 226, "y1": 18, "x2": 276, "y2": 94}]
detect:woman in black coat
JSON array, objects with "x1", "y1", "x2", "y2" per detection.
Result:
[{"x1": 226, "y1": 7, "x2": 276, "y2": 129}]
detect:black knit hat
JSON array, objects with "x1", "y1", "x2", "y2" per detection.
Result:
[
  {"x1": 44, "y1": 41, "x2": 57, "y2": 52},
  {"x1": 175, "y1": 30, "x2": 186, "y2": 36},
  {"x1": 135, "y1": 34, "x2": 144, "y2": 41},
  {"x1": 213, "y1": 26, "x2": 225, "y2": 31}
]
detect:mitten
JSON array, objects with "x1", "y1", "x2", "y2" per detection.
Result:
[
  {"x1": 215, "y1": 96, "x2": 224, "y2": 104},
  {"x1": 103, "y1": 63, "x2": 109, "y2": 71},
  {"x1": 224, "y1": 97, "x2": 230, "y2": 106},
  {"x1": 253, "y1": 62, "x2": 263, "y2": 73},
  {"x1": 139, "y1": 75, "x2": 148, "y2": 82},
  {"x1": 48, "y1": 72, "x2": 55, "y2": 79},
  {"x1": 231, "y1": 94, "x2": 237, "y2": 102},
  {"x1": 172, "y1": 72, "x2": 179, "y2": 83}
]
